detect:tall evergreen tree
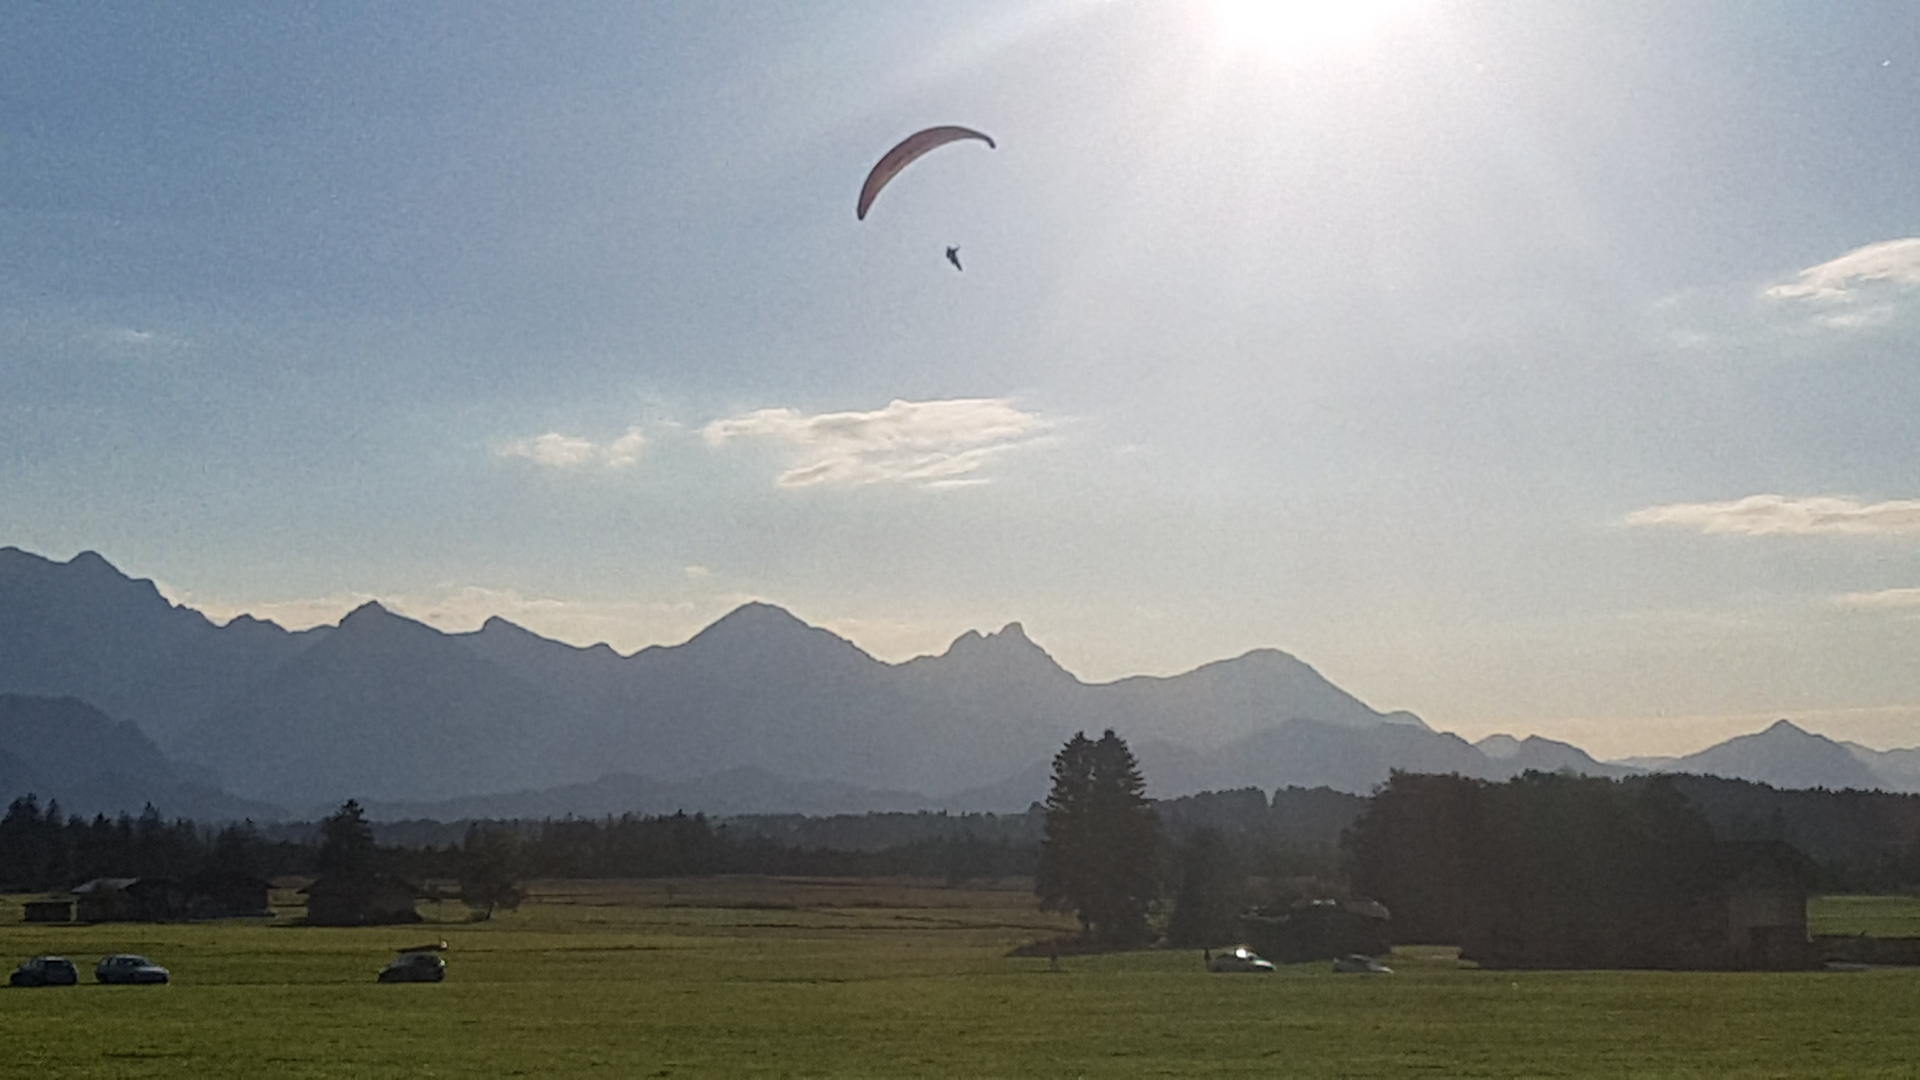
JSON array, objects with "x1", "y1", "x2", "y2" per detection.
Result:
[
  {"x1": 1036, "y1": 729, "x2": 1160, "y2": 944},
  {"x1": 1166, "y1": 826, "x2": 1246, "y2": 947},
  {"x1": 459, "y1": 823, "x2": 525, "y2": 919},
  {"x1": 317, "y1": 799, "x2": 376, "y2": 878}
]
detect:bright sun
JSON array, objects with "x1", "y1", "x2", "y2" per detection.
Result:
[{"x1": 1207, "y1": 0, "x2": 1430, "y2": 58}]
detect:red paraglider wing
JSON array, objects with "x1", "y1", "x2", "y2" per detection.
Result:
[{"x1": 856, "y1": 125, "x2": 996, "y2": 220}]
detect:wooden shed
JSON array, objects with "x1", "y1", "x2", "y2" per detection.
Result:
[{"x1": 22, "y1": 899, "x2": 73, "y2": 923}]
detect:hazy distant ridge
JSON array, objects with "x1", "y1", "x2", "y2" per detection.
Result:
[
  {"x1": 0, "y1": 548, "x2": 1422, "y2": 809},
  {"x1": 5, "y1": 545, "x2": 1920, "y2": 819}
]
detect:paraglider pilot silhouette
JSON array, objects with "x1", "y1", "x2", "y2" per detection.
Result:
[{"x1": 857, "y1": 125, "x2": 994, "y2": 271}]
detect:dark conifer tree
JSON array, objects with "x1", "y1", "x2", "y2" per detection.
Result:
[
  {"x1": 317, "y1": 799, "x2": 376, "y2": 878},
  {"x1": 1166, "y1": 826, "x2": 1246, "y2": 947},
  {"x1": 1036, "y1": 729, "x2": 1160, "y2": 944},
  {"x1": 459, "y1": 823, "x2": 525, "y2": 919},
  {"x1": 210, "y1": 821, "x2": 267, "y2": 878}
]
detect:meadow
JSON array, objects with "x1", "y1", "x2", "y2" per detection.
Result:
[{"x1": 4, "y1": 881, "x2": 1920, "y2": 1078}]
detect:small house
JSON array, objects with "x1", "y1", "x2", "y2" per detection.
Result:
[
  {"x1": 1714, "y1": 841, "x2": 1817, "y2": 970},
  {"x1": 22, "y1": 899, "x2": 73, "y2": 923},
  {"x1": 302, "y1": 874, "x2": 423, "y2": 926},
  {"x1": 72, "y1": 878, "x2": 142, "y2": 922},
  {"x1": 1240, "y1": 898, "x2": 1393, "y2": 963}
]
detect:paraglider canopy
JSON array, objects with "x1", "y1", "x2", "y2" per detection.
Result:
[{"x1": 857, "y1": 125, "x2": 996, "y2": 221}]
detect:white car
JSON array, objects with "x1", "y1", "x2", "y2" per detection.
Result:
[{"x1": 1207, "y1": 946, "x2": 1275, "y2": 973}]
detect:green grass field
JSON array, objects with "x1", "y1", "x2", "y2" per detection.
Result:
[{"x1": 6, "y1": 882, "x2": 1920, "y2": 1078}]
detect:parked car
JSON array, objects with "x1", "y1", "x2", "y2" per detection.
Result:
[
  {"x1": 1207, "y1": 946, "x2": 1276, "y2": 974},
  {"x1": 11, "y1": 956, "x2": 80, "y2": 987},
  {"x1": 1331, "y1": 953, "x2": 1393, "y2": 974},
  {"x1": 378, "y1": 950, "x2": 446, "y2": 983},
  {"x1": 94, "y1": 954, "x2": 170, "y2": 985}
]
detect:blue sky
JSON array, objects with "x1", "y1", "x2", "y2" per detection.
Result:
[{"x1": 4, "y1": 1, "x2": 1919, "y2": 757}]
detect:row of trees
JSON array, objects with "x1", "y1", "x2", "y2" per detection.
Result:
[
  {"x1": 0, "y1": 795, "x2": 295, "y2": 890},
  {"x1": 445, "y1": 810, "x2": 1037, "y2": 899},
  {"x1": 0, "y1": 794, "x2": 1038, "y2": 901},
  {"x1": 1344, "y1": 770, "x2": 1821, "y2": 967}
]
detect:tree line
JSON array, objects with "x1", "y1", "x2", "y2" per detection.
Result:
[
  {"x1": 17, "y1": 737, "x2": 1917, "y2": 950},
  {"x1": 0, "y1": 795, "x2": 1040, "y2": 896},
  {"x1": 0, "y1": 796, "x2": 295, "y2": 891},
  {"x1": 1033, "y1": 736, "x2": 1920, "y2": 954}
]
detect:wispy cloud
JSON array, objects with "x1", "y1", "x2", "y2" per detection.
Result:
[
  {"x1": 499, "y1": 427, "x2": 647, "y2": 470},
  {"x1": 1834, "y1": 587, "x2": 1920, "y2": 611},
  {"x1": 702, "y1": 398, "x2": 1050, "y2": 488},
  {"x1": 1764, "y1": 238, "x2": 1920, "y2": 328},
  {"x1": 1625, "y1": 494, "x2": 1920, "y2": 537},
  {"x1": 78, "y1": 325, "x2": 190, "y2": 357}
]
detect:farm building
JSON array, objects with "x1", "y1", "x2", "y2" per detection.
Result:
[
  {"x1": 1719, "y1": 842, "x2": 1817, "y2": 970},
  {"x1": 71, "y1": 874, "x2": 274, "y2": 922},
  {"x1": 22, "y1": 898, "x2": 73, "y2": 923},
  {"x1": 302, "y1": 874, "x2": 423, "y2": 926},
  {"x1": 72, "y1": 877, "x2": 146, "y2": 922},
  {"x1": 1240, "y1": 898, "x2": 1393, "y2": 962}
]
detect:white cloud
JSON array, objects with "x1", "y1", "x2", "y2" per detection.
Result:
[
  {"x1": 1834, "y1": 588, "x2": 1920, "y2": 611},
  {"x1": 1766, "y1": 238, "x2": 1920, "y2": 302},
  {"x1": 1625, "y1": 494, "x2": 1920, "y2": 537},
  {"x1": 604, "y1": 429, "x2": 647, "y2": 469},
  {"x1": 499, "y1": 427, "x2": 646, "y2": 470},
  {"x1": 1764, "y1": 238, "x2": 1920, "y2": 327},
  {"x1": 702, "y1": 398, "x2": 1050, "y2": 488}
]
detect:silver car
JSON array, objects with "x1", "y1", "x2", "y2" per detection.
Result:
[
  {"x1": 378, "y1": 951, "x2": 446, "y2": 983},
  {"x1": 95, "y1": 954, "x2": 169, "y2": 985}
]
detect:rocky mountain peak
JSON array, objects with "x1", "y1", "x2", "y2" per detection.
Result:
[
  {"x1": 338, "y1": 600, "x2": 396, "y2": 625},
  {"x1": 932, "y1": 621, "x2": 1073, "y2": 681},
  {"x1": 944, "y1": 621, "x2": 1040, "y2": 654}
]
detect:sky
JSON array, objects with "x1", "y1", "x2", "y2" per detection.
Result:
[{"x1": 4, "y1": 0, "x2": 1919, "y2": 759}]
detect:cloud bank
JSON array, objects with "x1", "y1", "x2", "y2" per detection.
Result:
[
  {"x1": 500, "y1": 428, "x2": 646, "y2": 470},
  {"x1": 703, "y1": 398, "x2": 1049, "y2": 488},
  {"x1": 1625, "y1": 494, "x2": 1920, "y2": 537}
]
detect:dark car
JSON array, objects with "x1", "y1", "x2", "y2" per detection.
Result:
[
  {"x1": 378, "y1": 950, "x2": 446, "y2": 983},
  {"x1": 94, "y1": 954, "x2": 169, "y2": 985},
  {"x1": 11, "y1": 956, "x2": 80, "y2": 987}
]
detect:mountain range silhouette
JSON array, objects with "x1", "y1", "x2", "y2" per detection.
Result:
[{"x1": 4, "y1": 546, "x2": 1916, "y2": 819}]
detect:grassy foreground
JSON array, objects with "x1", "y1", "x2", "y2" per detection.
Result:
[{"x1": 5, "y1": 882, "x2": 1920, "y2": 1078}]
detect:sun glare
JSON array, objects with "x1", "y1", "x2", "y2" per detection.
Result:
[{"x1": 1208, "y1": 0, "x2": 1430, "y2": 58}]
